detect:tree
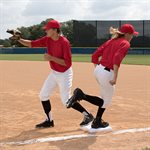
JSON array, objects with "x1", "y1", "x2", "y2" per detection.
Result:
[
  {"x1": 61, "y1": 20, "x2": 73, "y2": 45},
  {"x1": 0, "y1": 39, "x2": 11, "y2": 47},
  {"x1": 1, "y1": 18, "x2": 74, "y2": 47}
]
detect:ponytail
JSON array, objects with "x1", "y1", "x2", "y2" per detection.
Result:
[{"x1": 109, "y1": 27, "x2": 125, "y2": 39}]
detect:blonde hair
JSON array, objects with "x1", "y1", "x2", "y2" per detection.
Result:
[{"x1": 109, "y1": 27, "x2": 125, "y2": 39}]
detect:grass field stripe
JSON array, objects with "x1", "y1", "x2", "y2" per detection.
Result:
[{"x1": 0, "y1": 127, "x2": 150, "y2": 145}]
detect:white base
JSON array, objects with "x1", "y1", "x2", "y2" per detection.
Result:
[{"x1": 80, "y1": 124, "x2": 112, "y2": 133}]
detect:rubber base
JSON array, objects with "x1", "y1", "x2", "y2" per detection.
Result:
[{"x1": 80, "y1": 124, "x2": 112, "y2": 133}]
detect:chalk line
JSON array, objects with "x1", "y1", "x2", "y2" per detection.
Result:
[{"x1": 0, "y1": 127, "x2": 150, "y2": 146}]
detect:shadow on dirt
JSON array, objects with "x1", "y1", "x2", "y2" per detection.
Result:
[
  {"x1": 1, "y1": 128, "x2": 97, "y2": 150},
  {"x1": 49, "y1": 136, "x2": 96, "y2": 150},
  {"x1": 0, "y1": 128, "x2": 82, "y2": 143}
]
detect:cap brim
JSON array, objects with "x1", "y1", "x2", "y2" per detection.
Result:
[
  {"x1": 133, "y1": 31, "x2": 139, "y2": 35},
  {"x1": 118, "y1": 30, "x2": 139, "y2": 36},
  {"x1": 43, "y1": 26, "x2": 47, "y2": 30},
  {"x1": 43, "y1": 25, "x2": 51, "y2": 30}
]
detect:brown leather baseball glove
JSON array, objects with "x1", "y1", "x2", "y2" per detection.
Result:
[{"x1": 6, "y1": 29, "x2": 22, "y2": 40}]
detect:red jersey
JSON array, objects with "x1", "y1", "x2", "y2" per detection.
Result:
[
  {"x1": 31, "y1": 36, "x2": 72, "y2": 72},
  {"x1": 92, "y1": 38, "x2": 130, "y2": 69}
]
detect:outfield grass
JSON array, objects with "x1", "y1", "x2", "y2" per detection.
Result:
[
  {"x1": 122, "y1": 55, "x2": 150, "y2": 65},
  {"x1": 0, "y1": 54, "x2": 150, "y2": 65}
]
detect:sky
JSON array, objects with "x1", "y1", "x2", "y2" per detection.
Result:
[{"x1": 0, "y1": 0, "x2": 150, "y2": 39}]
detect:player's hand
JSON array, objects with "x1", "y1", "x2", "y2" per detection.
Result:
[
  {"x1": 109, "y1": 79, "x2": 116, "y2": 86},
  {"x1": 6, "y1": 29, "x2": 22, "y2": 41},
  {"x1": 44, "y1": 53, "x2": 53, "y2": 61},
  {"x1": 94, "y1": 64, "x2": 97, "y2": 67}
]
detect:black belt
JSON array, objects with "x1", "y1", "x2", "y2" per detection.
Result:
[{"x1": 104, "y1": 67, "x2": 110, "y2": 72}]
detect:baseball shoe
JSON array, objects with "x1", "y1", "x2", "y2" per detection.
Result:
[
  {"x1": 66, "y1": 88, "x2": 85, "y2": 108},
  {"x1": 80, "y1": 113, "x2": 94, "y2": 127},
  {"x1": 35, "y1": 120, "x2": 54, "y2": 128},
  {"x1": 91, "y1": 117, "x2": 109, "y2": 129}
]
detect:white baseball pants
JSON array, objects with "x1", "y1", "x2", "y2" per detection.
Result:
[
  {"x1": 94, "y1": 64, "x2": 115, "y2": 108},
  {"x1": 39, "y1": 67, "x2": 73, "y2": 106}
]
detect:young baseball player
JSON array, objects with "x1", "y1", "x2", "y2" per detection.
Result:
[
  {"x1": 7, "y1": 20, "x2": 94, "y2": 128},
  {"x1": 66, "y1": 24, "x2": 139, "y2": 131}
]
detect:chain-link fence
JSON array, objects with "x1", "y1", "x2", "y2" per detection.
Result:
[{"x1": 73, "y1": 20, "x2": 150, "y2": 47}]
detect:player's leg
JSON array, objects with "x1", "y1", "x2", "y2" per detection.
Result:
[
  {"x1": 66, "y1": 65, "x2": 115, "y2": 128},
  {"x1": 90, "y1": 86, "x2": 114, "y2": 129},
  {"x1": 71, "y1": 102, "x2": 94, "y2": 126},
  {"x1": 56, "y1": 68, "x2": 94, "y2": 126},
  {"x1": 36, "y1": 73, "x2": 57, "y2": 128},
  {"x1": 66, "y1": 87, "x2": 107, "y2": 127},
  {"x1": 91, "y1": 65, "x2": 115, "y2": 129},
  {"x1": 66, "y1": 88, "x2": 104, "y2": 108}
]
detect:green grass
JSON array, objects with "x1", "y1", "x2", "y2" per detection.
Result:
[
  {"x1": 0, "y1": 54, "x2": 44, "y2": 61},
  {"x1": 73, "y1": 54, "x2": 92, "y2": 62},
  {"x1": 122, "y1": 55, "x2": 150, "y2": 65},
  {"x1": 0, "y1": 54, "x2": 150, "y2": 65}
]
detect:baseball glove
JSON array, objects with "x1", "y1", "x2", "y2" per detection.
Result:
[{"x1": 6, "y1": 29, "x2": 22, "y2": 40}]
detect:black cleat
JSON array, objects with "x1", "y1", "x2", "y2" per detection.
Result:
[
  {"x1": 66, "y1": 88, "x2": 85, "y2": 108},
  {"x1": 80, "y1": 114, "x2": 94, "y2": 127},
  {"x1": 35, "y1": 120, "x2": 54, "y2": 129},
  {"x1": 91, "y1": 118, "x2": 109, "y2": 129}
]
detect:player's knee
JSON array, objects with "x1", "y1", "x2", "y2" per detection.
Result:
[
  {"x1": 102, "y1": 99, "x2": 112, "y2": 108},
  {"x1": 60, "y1": 92, "x2": 70, "y2": 107},
  {"x1": 61, "y1": 97, "x2": 69, "y2": 107},
  {"x1": 39, "y1": 92, "x2": 49, "y2": 101},
  {"x1": 62, "y1": 99, "x2": 67, "y2": 107}
]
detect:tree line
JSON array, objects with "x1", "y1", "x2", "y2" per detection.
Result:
[{"x1": 0, "y1": 19, "x2": 73, "y2": 47}]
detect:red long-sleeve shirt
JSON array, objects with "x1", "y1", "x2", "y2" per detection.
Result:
[
  {"x1": 31, "y1": 36, "x2": 72, "y2": 72},
  {"x1": 92, "y1": 38, "x2": 130, "y2": 69}
]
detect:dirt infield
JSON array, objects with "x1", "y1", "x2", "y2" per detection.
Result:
[{"x1": 0, "y1": 61, "x2": 150, "y2": 150}]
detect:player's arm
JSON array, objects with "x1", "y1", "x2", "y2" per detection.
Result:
[
  {"x1": 30, "y1": 36, "x2": 47, "y2": 48},
  {"x1": 6, "y1": 29, "x2": 47, "y2": 48},
  {"x1": 18, "y1": 39, "x2": 31, "y2": 47},
  {"x1": 109, "y1": 64, "x2": 119, "y2": 85},
  {"x1": 92, "y1": 47, "x2": 103, "y2": 66},
  {"x1": 94, "y1": 64, "x2": 97, "y2": 67},
  {"x1": 52, "y1": 57, "x2": 66, "y2": 66},
  {"x1": 44, "y1": 54, "x2": 67, "y2": 66},
  {"x1": 6, "y1": 29, "x2": 31, "y2": 47},
  {"x1": 110, "y1": 42, "x2": 130, "y2": 85},
  {"x1": 92, "y1": 40, "x2": 112, "y2": 66},
  {"x1": 18, "y1": 36, "x2": 47, "y2": 48},
  {"x1": 44, "y1": 39, "x2": 71, "y2": 66}
]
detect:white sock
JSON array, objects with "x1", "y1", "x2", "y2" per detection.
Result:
[
  {"x1": 82, "y1": 111, "x2": 89, "y2": 117},
  {"x1": 49, "y1": 112, "x2": 53, "y2": 121},
  {"x1": 46, "y1": 112, "x2": 53, "y2": 121}
]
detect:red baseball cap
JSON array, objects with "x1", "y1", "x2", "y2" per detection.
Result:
[
  {"x1": 119, "y1": 24, "x2": 139, "y2": 35},
  {"x1": 43, "y1": 20, "x2": 61, "y2": 30}
]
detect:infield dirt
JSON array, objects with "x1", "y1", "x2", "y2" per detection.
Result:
[{"x1": 0, "y1": 61, "x2": 149, "y2": 150}]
